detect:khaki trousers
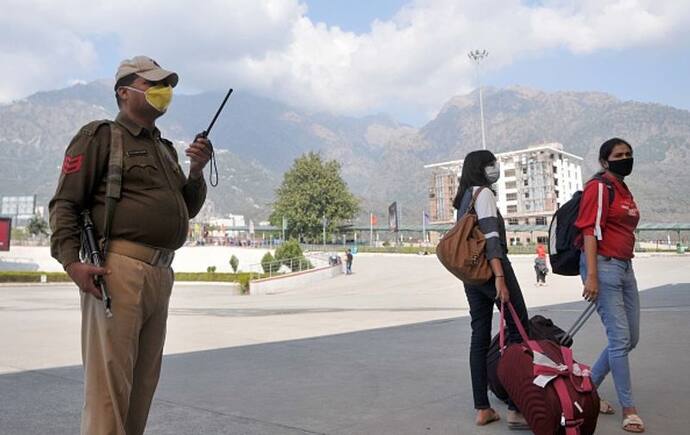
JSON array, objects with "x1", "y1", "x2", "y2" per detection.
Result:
[{"x1": 80, "y1": 251, "x2": 173, "y2": 435}]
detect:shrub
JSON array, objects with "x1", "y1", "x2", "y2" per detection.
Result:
[
  {"x1": 261, "y1": 252, "x2": 280, "y2": 273},
  {"x1": 206, "y1": 266, "x2": 217, "y2": 273},
  {"x1": 295, "y1": 258, "x2": 313, "y2": 271},
  {"x1": 274, "y1": 240, "x2": 303, "y2": 264},
  {"x1": 237, "y1": 273, "x2": 251, "y2": 294},
  {"x1": 229, "y1": 255, "x2": 239, "y2": 273},
  {"x1": 274, "y1": 240, "x2": 313, "y2": 271}
]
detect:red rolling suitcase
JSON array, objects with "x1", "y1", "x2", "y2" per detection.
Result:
[{"x1": 497, "y1": 303, "x2": 600, "y2": 435}]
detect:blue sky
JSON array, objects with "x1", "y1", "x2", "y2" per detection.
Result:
[
  {"x1": 304, "y1": 0, "x2": 406, "y2": 33},
  {"x1": 305, "y1": 0, "x2": 690, "y2": 116},
  {"x1": 2, "y1": 1, "x2": 689, "y2": 126},
  {"x1": 489, "y1": 33, "x2": 690, "y2": 112}
]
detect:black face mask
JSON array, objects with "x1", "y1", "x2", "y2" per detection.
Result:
[{"x1": 607, "y1": 157, "x2": 634, "y2": 177}]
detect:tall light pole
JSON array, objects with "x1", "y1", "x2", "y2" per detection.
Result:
[{"x1": 468, "y1": 49, "x2": 489, "y2": 150}]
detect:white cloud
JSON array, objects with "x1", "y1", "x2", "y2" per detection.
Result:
[{"x1": 1, "y1": 0, "x2": 689, "y2": 118}]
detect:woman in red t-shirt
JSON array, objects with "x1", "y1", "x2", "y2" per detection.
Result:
[{"x1": 574, "y1": 138, "x2": 644, "y2": 433}]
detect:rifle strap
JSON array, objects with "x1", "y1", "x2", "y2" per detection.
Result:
[{"x1": 103, "y1": 122, "x2": 124, "y2": 253}]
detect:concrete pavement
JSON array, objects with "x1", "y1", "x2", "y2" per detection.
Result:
[{"x1": 1, "y1": 254, "x2": 688, "y2": 434}]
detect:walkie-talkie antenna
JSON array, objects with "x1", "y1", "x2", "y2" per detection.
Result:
[
  {"x1": 204, "y1": 88, "x2": 233, "y2": 137},
  {"x1": 197, "y1": 88, "x2": 233, "y2": 187}
]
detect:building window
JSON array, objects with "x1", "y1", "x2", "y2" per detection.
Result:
[
  {"x1": 507, "y1": 205, "x2": 518, "y2": 213},
  {"x1": 524, "y1": 180, "x2": 529, "y2": 186},
  {"x1": 507, "y1": 218, "x2": 519, "y2": 225},
  {"x1": 524, "y1": 192, "x2": 530, "y2": 198},
  {"x1": 536, "y1": 216, "x2": 547, "y2": 225},
  {"x1": 505, "y1": 169, "x2": 516, "y2": 177},
  {"x1": 507, "y1": 193, "x2": 517, "y2": 201},
  {"x1": 506, "y1": 181, "x2": 517, "y2": 189}
]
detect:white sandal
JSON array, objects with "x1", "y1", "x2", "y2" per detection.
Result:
[
  {"x1": 599, "y1": 399, "x2": 615, "y2": 415},
  {"x1": 622, "y1": 414, "x2": 645, "y2": 433}
]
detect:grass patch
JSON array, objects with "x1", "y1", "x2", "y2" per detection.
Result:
[
  {"x1": 1, "y1": 271, "x2": 260, "y2": 294},
  {"x1": 174, "y1": 272, "x2": 260, "y2": 294},
  {"x1": 174, "y1": 272, "x2": 245, "y2": 282},
  {"x1": 0, "y1": 272, "x2": 71, "y2": 283}
]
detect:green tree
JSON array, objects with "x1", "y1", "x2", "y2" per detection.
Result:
[
  {"x1": 229, "y1": 255, "x2": 239, "y2": 273},
  {"x1": 269, "y1": 152, "x2": 359, "y2": 241},
  {"x1": 27, "y1": 215, "x2": 49, "y2": 237}
]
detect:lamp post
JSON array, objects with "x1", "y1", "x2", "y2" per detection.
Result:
[{"x1": 468, "y1": 49, "x2": 489, "y2": 150}]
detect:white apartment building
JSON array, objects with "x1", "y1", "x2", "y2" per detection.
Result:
[
  {"x1": 209, "y1": 214, "x2": 247, "y2": 237},
  {"x1": 425, "y1": 143, "x2": 583, "y2": 226}
]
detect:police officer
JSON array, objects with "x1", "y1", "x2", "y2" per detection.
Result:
[{"x1": 49, "y1": 56, "x2": 212, "y2": 435}]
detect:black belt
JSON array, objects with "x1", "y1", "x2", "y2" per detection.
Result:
[{"x1": 107, "y1": 239, "x2": 175, "y2": 267}]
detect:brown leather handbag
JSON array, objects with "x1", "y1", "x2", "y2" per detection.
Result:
[{"x1": 436, "y1": 187, "x2": 493, "y2": 285}]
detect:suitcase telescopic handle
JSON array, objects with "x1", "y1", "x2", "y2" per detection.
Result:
[{"x1": 559, "y1": 302, "x2": 597, "y2": 345}]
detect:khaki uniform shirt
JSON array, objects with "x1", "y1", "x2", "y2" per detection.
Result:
[{"x1": 49, "y1": 112, "x2": 207, "y2": 268}]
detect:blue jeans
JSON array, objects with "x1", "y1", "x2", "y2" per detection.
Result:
[{"x1": 580, "y1": 253, "x2": 640, "y2": 408}]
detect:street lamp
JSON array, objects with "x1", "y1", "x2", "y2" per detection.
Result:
[{"x1": 468, "y1": 49, "x2": 489, "y2": 150}]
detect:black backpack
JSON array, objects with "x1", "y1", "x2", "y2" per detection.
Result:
[{"x1": 548, "y1": 175, "x2": 614, "y2": 275}]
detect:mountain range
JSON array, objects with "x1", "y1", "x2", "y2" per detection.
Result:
[{"x1": 1, "y1": 81, "x2": 688, "y2": 224}]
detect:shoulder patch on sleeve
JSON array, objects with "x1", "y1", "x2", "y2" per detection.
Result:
[{"x1": 62, "y1": 154, "x2": 84, "y2": 174}]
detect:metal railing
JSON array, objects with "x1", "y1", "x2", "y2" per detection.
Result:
[{"x1": 244, "y1": 251, "x2": 339, "y2": 280}]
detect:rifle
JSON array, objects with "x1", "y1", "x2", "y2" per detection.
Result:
[
  {"x1": 80, "y1": 210, "x2": 113, "y2": 318},
  {"x1": 196, "y1": 88, "x2": 233, "y2": 187}
]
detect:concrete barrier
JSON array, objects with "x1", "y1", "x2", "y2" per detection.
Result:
[{"x1": 250, "y1": 265, "x2": 343, "y2": 295}]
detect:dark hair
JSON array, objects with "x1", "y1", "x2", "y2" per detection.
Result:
[
  {"x1": 114, "y1": 74, "x2": 137, "y2": 108},
  {"x1": 599, "y1": 137, "x2": 632, "y2": 162},
  {"x1": 452, "y1": 149, "x2": 496, "y2": 209}
]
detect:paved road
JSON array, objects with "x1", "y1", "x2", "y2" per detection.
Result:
[{"x1": 1, "y1": 255, "x2": 688, "y2": 434}]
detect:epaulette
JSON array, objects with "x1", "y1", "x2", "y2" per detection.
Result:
[{"x1": 78, "y1": 119, "x2": 112, "y2": 137}]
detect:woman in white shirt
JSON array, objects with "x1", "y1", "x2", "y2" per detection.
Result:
[{"x1": 453, "y1": 150, "x2": 530, "y2": 429}]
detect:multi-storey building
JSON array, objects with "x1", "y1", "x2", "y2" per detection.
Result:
[{"x1": 425, "y1": 143, "x2": 583, "y2": 226}]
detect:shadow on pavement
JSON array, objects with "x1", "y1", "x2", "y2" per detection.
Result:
[{"x1": 1, "y1": 283, "x2": 687, "y2": 434}]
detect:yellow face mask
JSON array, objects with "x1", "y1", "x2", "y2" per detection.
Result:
[{"x1": 124, "y1": 84, "x2": 173, "y2": 112}]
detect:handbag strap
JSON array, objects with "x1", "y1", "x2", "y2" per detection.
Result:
[{"x1": 466, "y1": 186, "x2": 486, "y2": 215}]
